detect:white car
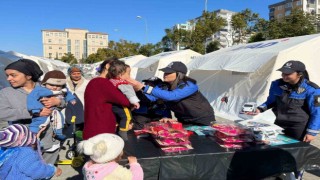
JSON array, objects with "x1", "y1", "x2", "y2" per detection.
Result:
[{"x1": 241, "y1": 102, "x2": 257, "y2": 113}]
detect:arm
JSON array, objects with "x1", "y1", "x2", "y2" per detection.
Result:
[
  {"x1": 143, "y1": 81, "x2": 198, "y2": 101},
  {"x1": 306, "y1": 89, "x2": 320, "y2": 136},
  {"x1": 17, "y1": 148, "x2": 56, "y2": 179},
  {"x1": 27, "y1": 87, "x2": 52, "y2": 114},
  {"x1": 118, "y1": 84, "x2": 140, "y2": 104},
  {"x1": 0, "y1": 89, "x2": 31, "y2": 122},
  {"x1": 257, "y1": 81, "x2": 277, "y2": 112}
]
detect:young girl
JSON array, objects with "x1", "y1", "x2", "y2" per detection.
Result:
[
  {"x1": 0, "y1": 124, "x2": 62, "y2": 179},
  {"x1": 78, "y1": 133, "x2": 143, "y2": 180}
]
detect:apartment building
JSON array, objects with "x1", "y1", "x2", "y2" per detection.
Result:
[
  {"x1": 42, "y1": 28, "x2": 108, "y2": 61},
  {"x1": 269, "y1": 0, "x2": 320, "y2": 20}
]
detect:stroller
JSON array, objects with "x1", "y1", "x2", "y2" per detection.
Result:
[{"x1": 56, "y1": 116, "x2": 84, "y2": 168}]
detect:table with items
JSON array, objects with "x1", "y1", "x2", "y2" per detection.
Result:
[{"x1": 123, "y1": 121, "x2": 320, "y2": 180}]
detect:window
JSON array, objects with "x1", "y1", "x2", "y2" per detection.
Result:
[
  {"x1": 103, "y1": 36, "x2": 106, "y2": 39},
  {"x1": 75, "y1": 40, "x2": 80, "y2": 45},
  {"x1": 88, "y1": 35, "x2": 91, "y2": 38},
  {"x1": 296, "y1": 0, "x2": 302, "y2": 6},
  {"x1": 59, "y1": 39, "x2": 63, "y2": 44},
  {"x1": 59, "y1": 33, "x2": 62, "y2": 37},
  {"x1": 50, "y1": 32, "x2": 53, "y2": 36},
  {"x1": 48, "y1": 39, "x2": 52, "y2": 43},
  {"x1": 92, "y1": 41, "x2": 95, "y2": 44},
  {"x1": 63, "y1": 33, "x2": 66, "y2": 37},
  {"x1": 83, "y1": 40, "x2": 87, "y2": 58},
  {"x1": 285, "y1": 10, "x2": 291, "y2": 16},
  {"x1": 67, "y1": 39, "x2": 71, "y2": 53},
  {"x1": 278, "y1": 6, "x2": 282, "y2": 10},
  {"x1": 92, "y1": 35, "x2": 95, "y2": 39},
  {"x1": 46, "y1": 32, "x2": 49, "y2": 36},
  {"x1": 277, "y1": 14, "x2": 283, "y2": 18},
  {"x1": 92, "y1": 48, "x2": 95, "y2": 52},
  {"x1": 100, "y1": 41, "x2": 103, "y2": 46},
  {"x1": 49, "y1": 46, "x2": 52, "y2": 49},
  {"x1": 48, "y1": 53, "x2": 52, "y2": 58},
  {"x1": 100, "y1": 36, "x2": 102, "y2": 39},
  {"x1": 59, "y1": 47, "x2": 62, "y2": 50},
  {"x1": 286, "y1": 2, "x2": 292, "y2": 8},
  {"x1": 59, "y1": 53, "x2": 62, "y2": 56},
  {"x1": 55, "y1": 33, "x2": 58, "y2": 37}
]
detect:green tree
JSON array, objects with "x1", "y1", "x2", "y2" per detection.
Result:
[
  {"x1": 161, "y1": 28, "x2": 191, "y2": 51},
  {"x1": 139, "y1": 43, "x2": 163, "y2": 57},
  {"x1": 206, "y1": 40, "x2": 220, "y2": 53},
  {"x1": 231, "y1": 9, "x2": 260, "y2": 45},
  {"x1": 61, "y1": 53, "x2": 77, "y2": 64}
]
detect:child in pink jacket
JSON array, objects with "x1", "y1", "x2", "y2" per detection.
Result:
[{"x1": 78, "y1": 133, "x2": 143, "y2": 180}]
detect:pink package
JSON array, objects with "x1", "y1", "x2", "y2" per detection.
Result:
[
  {"x1": 212, "y1": 123, "x2": 252, "y2": 136},
  {"x1": 215, "y1": 131, "x2": 253, "y2": 143},
  {"x1": 155, "y1": 138, "x2": 191, "y2": 146},
  {"x1": 161, "y1": 145, "x2": 193, "y2": 153}
]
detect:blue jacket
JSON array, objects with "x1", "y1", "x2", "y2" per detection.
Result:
[
  {"x1": 259, "y1": 79, "x2": 320, "y2": 136},
  {"x1": 143, "y1": 81, "x2": 215, "y2": 125},
  {"x1": 0, "y1": 147, "x2": 55, "y2": 179},
  {"x1": 27, "y1": 86, "x2": 75, "y2": 132}
]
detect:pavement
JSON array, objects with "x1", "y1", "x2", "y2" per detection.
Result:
[{"x1": 52, "y1": 117, "x2": 320, "y2": 180}]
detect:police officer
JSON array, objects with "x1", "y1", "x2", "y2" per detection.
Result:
[
  {"x1": 251, "y1": 60, "x2": 320, "y2": 142},
  {"x1": 140, "y1": 61, "x2": 216, "y2": 126}
]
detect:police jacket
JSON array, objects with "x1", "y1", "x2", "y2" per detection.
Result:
[
  {"x1": 143, "y1": 80, "x2": 215, "y2": 125},
  {"x1": 258, "y1": 78, "x2": 320, "y2": 136}
]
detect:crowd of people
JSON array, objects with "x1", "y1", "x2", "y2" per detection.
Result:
[{"x1": 0, "y1": 57, "x2": 319, "y2": 179}]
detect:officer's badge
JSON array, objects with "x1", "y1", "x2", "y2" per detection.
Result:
[
  {"x1": 297, "y1": 87, "x2": 305, "y2": 94},
  {"x1": 315, "y1": 95, "x2": 320, "y2": 107}
]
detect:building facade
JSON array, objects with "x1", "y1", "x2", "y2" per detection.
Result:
[
  {"x1": 42, "y1": 28, "x2": 108, "y2": 61},
  {"x1": 269, "y1": 0, "x2": 320, "y2": 20}
]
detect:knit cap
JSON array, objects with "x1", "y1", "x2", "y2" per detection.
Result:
[
  {"x1": 41, "y1": 70, "x2": 67, "y2": 86},
  {"x1": 77, "y1": 133, "x2": 124, "y2": 163},
  {"x1": 0, "y1": 124, "x2": 37, "y2": 147}
]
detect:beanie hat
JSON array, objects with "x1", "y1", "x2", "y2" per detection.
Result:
[
  {"x1": 0, "y1": 124, "x2": 37, "y2": 147},
  {"x1": 41, "y1": 70, "x2": 67, "y2": 86},
  {"x1": 5, "y1": 59, "x2": 43, "y2": 82},
  {"x1": 67, "y1": 65, "x2": 83, "y2": 75},
  {"x1": 77, "y1": 133, "x2": 124, "y2": 163}
]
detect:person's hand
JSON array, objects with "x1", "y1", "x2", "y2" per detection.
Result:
[
  {"x1": 303, "y1": 134, "x2": 316, "y2": 142},
  {"x1": 128, "y1": 123, "x2": 133, "y2": 130},
  {"x1": 40, "y1": 97, "x2": 61, "y2": 108},
  {"x1": 55, "y1": 167, "x2": 62, "y2": 177},
  {"x1": 71, "y1": 100, "x2": 76, "y2": 105},
  {"x1": 39, "y1": 107, "x2": 52, "y2": 117},
  {"x1": 159, "y1": 118, "x2": 178, "y2": 123},
  {"x1": 133, "y1": 102, "x2": 140, "y2": 110},
  {"x1": 128, "y1": 156, "x2": 137, "y2": 164},
  {"x1": 245, "y1": 109, "x2": 260, "y2": 116},
  {"x1": 37, "y1": 126, "x2": 47, "y2": 139},
  {"x1": 126, "y1": 78, "x2": 144, "y2": 91}
]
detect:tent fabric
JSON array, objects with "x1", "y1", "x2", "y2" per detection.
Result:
[
  {"x1": 187, "y1": 34, "x2": 320, "y2": 121},
  {"x1": 133, "y1": 49, "x2": 201, "y2": 81},
  {"x1": 120, "y1": 55, "x2": 147, "y2": 79}
]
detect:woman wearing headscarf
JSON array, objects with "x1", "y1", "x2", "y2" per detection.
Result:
[
  {"x1": 64, "y1": 65, "x2": 89, "y2": 130},
  {"x1": 0, "y1": 59, "x2": 64, "y2": 164},
  {"x1": 133, "y1": 61, "x2": 216, "y2": 126}
]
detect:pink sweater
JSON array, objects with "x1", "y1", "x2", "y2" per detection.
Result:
[{"x1": 83, "y1": 161, "x2": 143, "y2": 180}]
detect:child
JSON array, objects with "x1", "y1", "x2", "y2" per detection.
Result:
[
  {"x1": 108, "y1": 60, "x2": 140, "y2": 140},
  {"x1": 27, "y1": 70, "x2": 76, "y2": 141},
  {"x1": 78, "y1": 133, "x2": 143, "y2": 180},
  {"x1": 0, "y1": 124, "x2": 62, "y2": 179}
]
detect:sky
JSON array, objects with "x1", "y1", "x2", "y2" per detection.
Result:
[{"x1": 0, "y1": 0, "x2": 281, "y2": 56}]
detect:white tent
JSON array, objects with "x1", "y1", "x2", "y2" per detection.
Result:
[
  {"x1": 0, "y1": 51, "x2": 20, "y2": 89},
  {"x1": 187, "y1": 34, "x2": 320, "y2": 121},
  {"x1": 120, "y1": 55, "x2": 147, "y2": 78},
  {"x1": 133, "y1": 49, "x2": 201, "y2": 81}
]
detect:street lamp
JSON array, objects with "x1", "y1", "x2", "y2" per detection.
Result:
[
  {"x1": 205, "y1": 0, "x2": 208, "y2": 12},
  {"x1": 136, "y1": 15, "x2": 148, "y2": 44}
]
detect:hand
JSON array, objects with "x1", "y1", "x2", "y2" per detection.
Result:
[
  {"x1": 37, "y1": 126, "x2": 47, "y2": 139},
  {"x1": 126, "y1": 78, "x2": 144, "y2": 91},
  {"x1": 245, "y1": 109, "x2": 260, "y2": 116},
  {"x1": 128, "y1": 156, "x2": 137, "y2": 164},
  {"x1": 159, "y1": 118, "x2": 178, "y2": 123},
  {"x1": 55, "y1": 167, "x2": 62, "y2": 177},
  {"x1": 133, "y1": 102, "x2": 140, "y2": 110},
  {"x1": 303, "y1": 134, "x2": 316, "y2": 142},
  {"x1": 39, "y1": 107, "x2": 52, "y2": 117},
  {"x1": 71, "y1": 100, "x2": 76, "y2": 105},
  {"x1": 128, "y1": 123, "x2": 133, "y2": 130},
  {"x1": 40, "y1": 97, "x2": 61, "y2": 108}
]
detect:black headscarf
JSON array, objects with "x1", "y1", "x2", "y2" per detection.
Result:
[{"x1": 5, "y1": 59, "x2": 43, "y2": 82}]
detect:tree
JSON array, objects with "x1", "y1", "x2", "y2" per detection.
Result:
[
  {"x1": 231, "y1": 9, "x2": 260, "y2": 45},
  {"x1": 161, "y1": 28, "x2": 191, "y2": 51},
  {"x1": 206, "y1": 40, "x2": 220, "y2": 53},
  {"x1": 61, "y1": 53, "x2": 77, "y2": 64},
  {"x1": 139, "y1": 43, "x2": 163, "y2": 57},
  {"x1": 189, "y1": 11, "x2": 227, "y2": 54}
]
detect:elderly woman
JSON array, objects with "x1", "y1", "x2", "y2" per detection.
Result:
[
  {"x1": 132, "y1": 61, "x2": 216, "y2": 126},
  {"x1": 0, "y1": 59, "x2": 64, "y2": 164}
]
